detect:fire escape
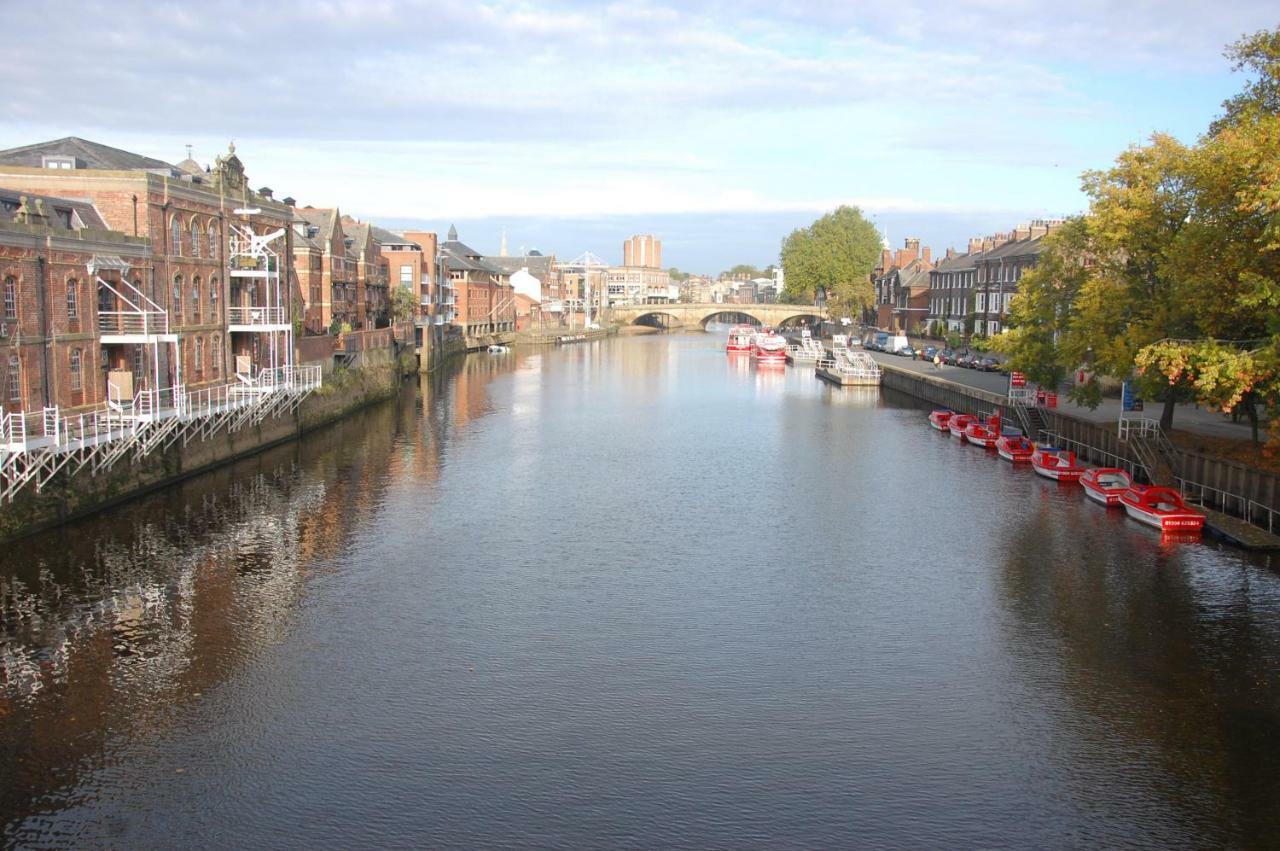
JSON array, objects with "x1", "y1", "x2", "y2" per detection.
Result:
[{"x1": 0, "y1": 235, "x2": 322, "y2": 503}]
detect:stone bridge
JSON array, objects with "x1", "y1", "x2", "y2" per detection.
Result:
[{"x1": 609, "y1": 303, "x2": 826, "y2": 329}]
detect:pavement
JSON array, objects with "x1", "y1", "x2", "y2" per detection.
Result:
[{"x1": 865, "y1": 350, "x2": 1262, "y2": 443}]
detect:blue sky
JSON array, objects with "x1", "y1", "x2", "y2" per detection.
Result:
[{"x1": 3, "y1": 1, "x2": 1276, "y2": 272}]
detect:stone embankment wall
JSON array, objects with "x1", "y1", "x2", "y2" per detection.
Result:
[
  {"x1": 0, "y1": 347, "x2": 414, "y2": 543},
  {"x1": 878, "y1": 362, "x2": 1280, "y2": 514}
]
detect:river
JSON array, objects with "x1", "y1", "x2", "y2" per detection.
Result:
[{"x1": 2, "y1": 332, "x2": 1279, "y2": 849}]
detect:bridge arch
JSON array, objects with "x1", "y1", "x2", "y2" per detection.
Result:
[{"x1": 609, "y1": 303, "x2": 828, "y2": 331}]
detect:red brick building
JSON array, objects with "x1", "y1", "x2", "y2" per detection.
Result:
[
  {"x1": 0, "y1": 190, "x2": 151, "y2": 414},
  {"x1": 439, "y1": 225, "x2": 514, "y2": 338},
  {"x1": 0, "y1": 137, "x2": 295, "y2": 389}
]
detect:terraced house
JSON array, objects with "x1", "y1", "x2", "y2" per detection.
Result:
[{"x1": 972, "y1": 221, "x2": 1060, "y2": 336}]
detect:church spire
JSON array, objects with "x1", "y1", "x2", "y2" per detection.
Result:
[
  {"x1": 499, "y1": 228, "x2": 508, "y2": 257},
  {"x1": 447, "y1": 224, "x2": 457, "y2": 242}
]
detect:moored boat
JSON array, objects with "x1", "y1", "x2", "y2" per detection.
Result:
[
  {"x1": 929, "y1": 410, "x2": 954, "y2": 431},
  {"x1": 964, "y1": 413, "x2": 1003, "y2": 448},
  {"x1": 947, "y1": 414, "x2": 976, "y2": 438},
  {"x1": 752, "y1": 329, "x2": 788, "y2": 364},
  {"x1": 1119, "y1": 485, "x2": 1205, "y2": 533},
  {"x1": 996, "y1": 434, "x2": 1034, "y2": 462},
  {"x1": 726, "y1": 325, "x2": 754, "y2": 353},
  {"x1": 1080, "y1": 467, "x2": 1133, "y2": 506},
  {"x1": 1030, "y1": 446, "x2": 1084, "y2": 481}
]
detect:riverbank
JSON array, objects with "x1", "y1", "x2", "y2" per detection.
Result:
[
  {"x1": 0, "y1": 347, "x2": 416, "y2": 544},
  {"x1": 873, "y1": 357, "x2": 1280, "y2": 540}
]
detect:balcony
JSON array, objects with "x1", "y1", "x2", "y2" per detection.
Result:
[
  {"x1": 99, "y1": 309, "x2": 169, "y2": 338},
  {"x1": 228, "y1": 306, "x2": 288, "y2": 327}
]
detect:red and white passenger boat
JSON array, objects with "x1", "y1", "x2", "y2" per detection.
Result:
[
  {"x1": 1030, "y1": 447, "x2": 1084, "y2": 482},
  {"x1": 929, "y1": 410, "x2": 954, "y2": 431},
  {"x1": 1079, "y1": 467, "x2": 1133, "y2": 506},
  {"x1": 947, "y1": 414, "x2": 976, "y2": 438},
  {"x1": 995, "y1": 434, "x2": 1034, "y2": 462},
  {"x1": 1119, "y1": 485, "x2": 1205, "y2": 533},
  {"x1": 752, "y1": 328, "x2": 788, "y2": 364},
  {"x1": 964, "y1": 413, "x2": 1003, "y2": 448},
  {"x1": 726, "y1": 325, "x2": 755, "y2": 353}
]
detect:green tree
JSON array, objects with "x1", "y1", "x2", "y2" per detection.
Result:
[
  {"x1": 1212, "y1": 27, "x2": 1280, "y2": 132},
  {"x1": 779, "y1": 206, "x2": 880, "y2": 315},
  {"x1": 390, "y1": 285, "x2": 417, "y2": 323},
  {"x1": 667, "y1": 267, "x2": 691, "y2": 282}
]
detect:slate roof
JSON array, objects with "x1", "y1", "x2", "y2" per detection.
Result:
[
  {"x1": 982, "y1": 234, "x2": 1046, "y2": 261},
  {"x1": 370, "y1": 225, "x2": 420, "y2": 249},
  {"x1": 0, "y1": 188, "x2": 109, "y2": 231},
  {"x1": 486, "y1": 254, "x2": 556, "y2": 279},
  {"x1": 932, "y1": 250, "x2": 978, "y2": 274},
  {"x1": 0, "y1": 136, "x2": 179, "y2": 173}
]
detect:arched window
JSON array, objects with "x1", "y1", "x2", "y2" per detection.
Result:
[
  {"x1": 191, "y1": 219, "x2": 201, "y2": 258},
  {"x1": 3, "y1": 276, "x2": 16, "y2": 321},
  {"x1": 7, "y1": 355, "x2": 20, "y2": 402},
  {"x1": 66, "y1": 279, "x2": 78, "y2": 320},
  {"x1": 171, "y1": 216, "x2": 182, "y2": 256},
  {"x1": 208, "y1": 222, "x2": 218, "y2": 258},
  {"x1": 70, "y1": 348, "x2": 83, "y2": 392},
  {"x1": 194, "y1": 336, "x2": 204, "y2": 376},
  {"x1": 211, "y1": 334, "x2": 221, "y2": 375},
  {"x1": 172, "y1": 274, "x2": 182, "y2": 316},
  {"x1": 209, "y1": 275, "x2": 219, "y2": 313},
  {"x1": 192, "y1": 275, "x2": 201, "y2": 319}
]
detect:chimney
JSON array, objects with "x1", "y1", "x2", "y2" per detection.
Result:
[
  {"x1": 881, "y1": 248, "x2": 892, "y2": 271},
  {"x1": 905, "y1": 237, "x2": 920, "y2": 259},
  {"x1": 968, "y1": 237, "x2": 984, "y2": 255},
  {"x1": 946, "y1": 247, "x2": 956, "y2": 260},
  {"x1": 921, "y1": 246, "x2": 931, "y2": 265},
  {"x1": 1029, "y1": 222, "x2": 1048, "y2": 238},
  {"x1": 257, "y1": 186, "x2": 274, "y2": 199},
  {"x1": 981, "y1": 238, "x2": 995, "y2": 252},
  {"x1": 283, "y1": 196, "x2": 297, "y2": 208},
  {"x1": 1014, "y1": 223, "x2": 1031, "y2": 241}
]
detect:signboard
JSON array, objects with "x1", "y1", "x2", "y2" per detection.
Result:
[
  {"x1": 1010, "y1": 371, "x2": 1026, "y2": 388},
  {"x1": 1121, "y1": 381, "x2": 1144, "y2": 413}
]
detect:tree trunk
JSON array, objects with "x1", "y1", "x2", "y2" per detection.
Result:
[
  {"x1": 1246, "y1": 396, "x2": 1260, "y2": 445},
  {"x1": 1159, "y1": 388, "x2": 1176, "y2": 432}
]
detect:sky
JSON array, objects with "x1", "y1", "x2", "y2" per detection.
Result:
[{"x1": 3, "y1": 1, "x2": 1277, "y2": 272}]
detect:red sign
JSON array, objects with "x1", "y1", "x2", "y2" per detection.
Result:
[{"x1": 1010, "y1": 371, "x2": 1026, "y2": 387}]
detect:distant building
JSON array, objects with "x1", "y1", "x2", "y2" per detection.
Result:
[
  {"x1": 622, "y1": 234, "x2": 662, "y2": 269},
  {"x1": 487, "y1": 252, "x2": 560, "y2": 329},
  {"x1": 872, "y1": 238, "x2": 933, "y2": 332},
  {"x1": 439, "y1": 225, "x2": 515, "y2": 337},
  {"x1": 972, "y1": 221, "x2": 1060, "y2": 336}
]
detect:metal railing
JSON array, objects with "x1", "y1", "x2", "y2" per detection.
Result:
[
  {"x1": 228, "y1": 306, "x2": 287, "y2": 325},
  {"x1": 98, "y1": 310, "x2": 169, "y2": 336}
]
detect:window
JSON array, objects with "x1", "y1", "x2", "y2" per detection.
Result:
[
  {"x1": 66, "y1": 279, "x2": 79, "y2": 320},
  {"x1": 133, "y1": 345, "x2": 144, "y2": 381},
  {"x1": 3, "y1": 276, "x2": 15, "y2": 320},
  {"x1": 171, "y1": 217, "x2": 182, "y2": 255},
  {"x1": 194, "y1": 336, "x2": 204, "y2": 376},
  {"x1": 7, "y1": 355, "x2": 18, "y2": 402},
  {"x1": 400, "y1": 264, "x2": 412, "y2": 284},
  {"x1": 210, "y1": 276, "x2": 219, "y2": 313},
  {"x1": 70, "y1": 348, "x2": 83, "y2": 392},
  {"x1": 976, "y1": 293, "x2": 986, "y2": 313},
  {"x1": 208, "y1": 222, "x2": 218, "y2": 258},
  {"x1": 211, "y1": 335, "x2": 221, "y2": 375},
  {"x1": 42, "y1": 155, "x2": 75, "y2": 169},
  {"x1": 192, "y1": 276, "x2": 201, "y2": 319},
  {"x1": 191, "y1": 219, "x2": 201, "y2": 258},
  {"x1": 172, "y1": 274, "x2": 182, "y2": 315}
]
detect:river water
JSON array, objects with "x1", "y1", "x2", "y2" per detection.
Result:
[{"x1": 2, "y1": 332, "x2": 1279, "y2": 849}]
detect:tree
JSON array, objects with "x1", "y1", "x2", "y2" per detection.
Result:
[
  {"x1": 1212, "y1": 27, "x2": 1280, "y2": 132},
  {"x1": 779, "y1": 206, "x2": 881, "y2": 315},
  {"x1": 390, "y1": 285, "x2": 417, "y2": 323},
  {"x1": 724, "y1": 263, "x2": 764, "y2": 279},
  {"x1": 667, "y1": 267, "x2": 691, "y2": 282}
]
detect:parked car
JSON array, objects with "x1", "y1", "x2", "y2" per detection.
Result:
[
  {"x1": 940, "y1": 348, "x2": 958, "y2": 365},
  {"x1": 895, "y1": 345, "x2": 917, "y2": 358},
  {"x1": 978, "y1": 356, "x2": 1000, "y2": 372},
  {"x1": 922, "y1": 346, "x2": 939, "y2": 361},
  {"x1": 955, "y1": 352, "x2": 975, "y2": 368}
]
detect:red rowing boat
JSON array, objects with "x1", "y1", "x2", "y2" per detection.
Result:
[
  {"x1": 1080, "y1": 467, "x2": 1132, "y2": 506},
  {"x1": 948, "y1": 414, "x2": 976, "y2": 438},
  {"x1": 1120, "y1": 485, "x2": 1205, "y2": 533},
  {"x1": 995, "y1": 434, "x2": 1034, "y2": 462},
  {"x1": 1031, "y1": 446, "x2": 1084, "y2": 482},
  {"x1": 929, "y1": 410, "x2": 954, "y2": 431}
]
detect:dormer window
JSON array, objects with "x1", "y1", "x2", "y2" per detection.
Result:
[{"x1": 41, "y1": 155, "x2": 75, "y2": 170}]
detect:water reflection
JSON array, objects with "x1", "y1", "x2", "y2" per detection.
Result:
[{"x1": 1, "y1": 333, "x2": 1279, "y2": 848}]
